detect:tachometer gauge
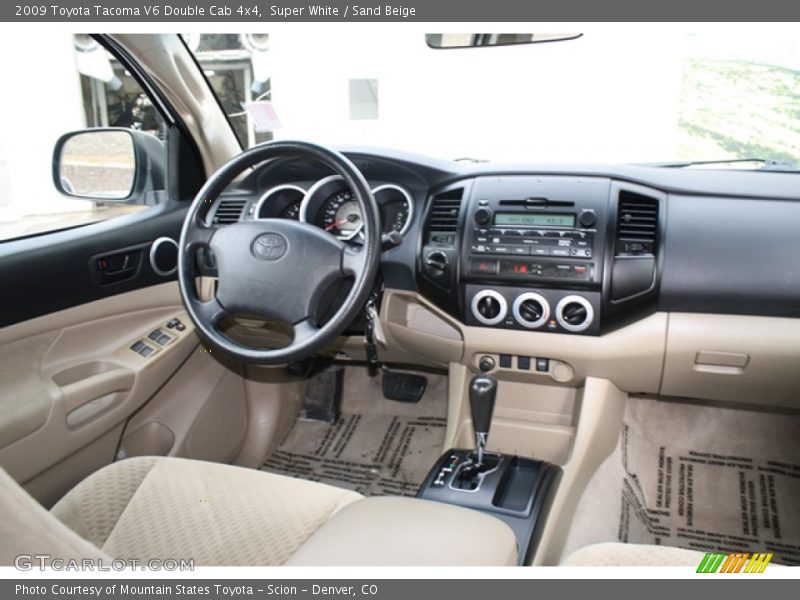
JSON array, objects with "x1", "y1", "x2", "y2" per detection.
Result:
[
  {"x1": 321, "y1": 190, "x2": 363, "y2": 239},
  {"x1": 255, "y1": 184, "x2": 305, "y2": 220}
]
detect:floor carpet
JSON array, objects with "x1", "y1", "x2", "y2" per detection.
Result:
[
  {"x1": 562, "y1": 397, "x2": 800, "y2": 565},
  {"x1": 262, "y1": 366, "x2": 447, "y2": 497}
]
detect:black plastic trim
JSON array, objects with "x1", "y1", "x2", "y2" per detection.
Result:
[
  {"x1": 659, "y1": 194, "x2": 800, "y2": 317},
  {"x1": 0, "y1": 204, "x2": 187, "y2": 328}
]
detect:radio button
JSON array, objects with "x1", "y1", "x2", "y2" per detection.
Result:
[
  {"x1": 471, "y1": 244, "x2": 489, "y2": 253},
  {"x1": 531, "y1": 247, "x2": 549, "y2": 256},
  {"x1": 570, "y1": 248, "x2": 592, "y2": 258},
  {"x1": 490, "y1": 245, "x2": 513, "y2": 254},
  {"x1": 550, "y1": 247, "x2": 570, "y2": 257},
  {"x1": 579, "y1": 210, "x2": 597, "y2": 228},
  {"x1": 511, "y1": 246, "x2": 529, "y2": 255}
]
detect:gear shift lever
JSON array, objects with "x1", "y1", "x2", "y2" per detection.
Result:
[{"x1": 469, "y1": 374, "x2": 497, "y2": 466}]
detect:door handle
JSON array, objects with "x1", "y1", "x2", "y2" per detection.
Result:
[
  {"x1": 59, "y1": 367, "x2": 135, "y2": 414},
  {"x1": 93, "y1": 248, "x2": 143, "y2": 284}
]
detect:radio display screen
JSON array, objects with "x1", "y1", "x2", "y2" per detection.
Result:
[{"x1": 494, "y1": 213, "x2": 576, "y2": 228}]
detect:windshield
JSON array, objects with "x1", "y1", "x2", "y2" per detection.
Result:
[{"x1": 185, "y1": 30, "x2": 800, "y2": 168}]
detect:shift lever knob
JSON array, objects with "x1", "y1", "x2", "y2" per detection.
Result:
[{"x1": 469, "y1": 374, "x2": 497, "y2": 465}]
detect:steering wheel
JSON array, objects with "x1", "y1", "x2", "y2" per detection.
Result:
[{"x1": 177, "y1": 141, "x2": 381, "y2": 364}]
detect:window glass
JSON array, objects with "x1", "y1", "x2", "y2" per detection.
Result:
[
  {"x1": 349, "y1": 79, "x2": 379, "y2": 120},
  {"x1": 186, "y1": 29, "x2": 800, "y2": 169},
  {"x1": 0, "y1": 34, "x2": 168, "y2": 242}
]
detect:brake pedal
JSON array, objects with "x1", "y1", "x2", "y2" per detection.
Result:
[{"x1": 382, "y1": 370, "x2": 427, "y2": 403}]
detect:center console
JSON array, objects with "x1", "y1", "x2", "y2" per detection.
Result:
[
  {"x1": 418, "y1": 176, "x2": 663, "y2": 336},
  {"x1": 417, "y1": 373, "x2": 560, "y2": 564}
]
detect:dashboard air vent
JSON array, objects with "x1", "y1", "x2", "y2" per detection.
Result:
[
  {"x1": 212, "y1": 198, "x2": 247, "y2": 225},
  {"x1": 615, "y1": 190, "x2": 659, "y2": 256},
  {"x1": 426, "y1": 188, "x2": 464, "y2": 235}
]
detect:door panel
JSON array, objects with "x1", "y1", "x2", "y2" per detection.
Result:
[
  {"x1": 0, "y1": 282, "x2": 199, "y2": 505},
  {"x1": 0, "y1": 203, "x2": 186, "y2": 328}
]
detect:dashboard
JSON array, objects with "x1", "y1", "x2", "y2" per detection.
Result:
[{"x1": 207, "y1": 149, "x2": 800, "y2": 338}]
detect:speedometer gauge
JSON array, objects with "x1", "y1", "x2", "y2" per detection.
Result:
[{"x1": 321, "y1": 190, "x2": 363, "y2": 239}]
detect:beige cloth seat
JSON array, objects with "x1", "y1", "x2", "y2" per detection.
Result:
[
  {"x1": 562, "y1": 542, "x2": 707, "y2": 566},
  {"x1": 1, "y1": 456, "x2": 518, "y2": 566}
]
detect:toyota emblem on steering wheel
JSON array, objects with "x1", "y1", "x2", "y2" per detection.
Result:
[{"x1": 252, "y1": 233, "x2": 288, "y2": 261}]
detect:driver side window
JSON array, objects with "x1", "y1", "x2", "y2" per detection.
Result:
[{"x1": 0, "y1": 34, "x2": 167, "y2": 242}]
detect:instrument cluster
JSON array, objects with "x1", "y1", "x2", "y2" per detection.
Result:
[{"x1": 254, "y1": 175, "x2": 414, "y2": 242}]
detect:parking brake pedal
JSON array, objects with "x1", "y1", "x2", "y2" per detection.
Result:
[
  {"x1": 382, "y1": 370, "x2": 427, "y2": 403},
  {"x1": 301, "y1": 365, "x2": 344, "y2": 423}
]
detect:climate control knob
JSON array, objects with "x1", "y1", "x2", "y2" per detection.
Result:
[
  {"x1": 471, "y1": 290, "x2": 507, "y2": 326},
  {"x1": 512, "y1": 292, "x2": 550, "y2": 329},
  {"x1": 555, "y1": 295, "x2": 594, "y2": 333}
]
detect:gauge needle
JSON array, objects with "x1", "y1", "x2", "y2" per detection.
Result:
[{"x1": 325, "y1": 218, "x2": 350, "y2": 230}]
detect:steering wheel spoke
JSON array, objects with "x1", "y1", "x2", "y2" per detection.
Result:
[
  {"x1": 341, "y1": 245, "x2": 367, "y2": 277},
  {"x1": 195, "y1": 296, "x2": 228, "y2": 326},
  {"x1": 292, "y1": 317, "x2": 321, "y2": 345},
  {"x1": 185, "y1": 217, "x2": 215, "y2": 250}
]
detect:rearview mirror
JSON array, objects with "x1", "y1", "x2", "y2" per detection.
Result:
[
  {"x1": 426, "y1": 33, "x2": 582, "y2": 49},
  {"x1": 52, "y1": 128, "x2": 165, "y2": 203}
]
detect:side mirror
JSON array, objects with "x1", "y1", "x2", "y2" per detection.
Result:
[{"x1": 52, "y1": 128, "x2": 166, "y2": 204}]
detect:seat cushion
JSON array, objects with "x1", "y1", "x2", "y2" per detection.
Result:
[
  {"x1": 0, "y1": 467, "x2": 110, "y2": 566},
  {"x1": 562, "y1": 542, "x2": 707, "y2": 566},
  {"x1": 51, "y1": 456, "x2": 362, "y2": 566}
]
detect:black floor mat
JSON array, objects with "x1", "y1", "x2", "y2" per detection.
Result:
[{"x1": 262, "y1": 366, "x2": 447, "y2": 496}]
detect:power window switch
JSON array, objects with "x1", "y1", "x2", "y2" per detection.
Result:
[
  {"x1": 130, "y1": 341, "x2": 145, "y2": 353},
  {"x1": 139, "y1": 345, "x2": 154, "y2": 358},
  {"x1": 156, "y1": 334, "x2": 171, "y2": 346},
  {"x1": 148, "y1": 329, "x2": 162, "y2": 341}
]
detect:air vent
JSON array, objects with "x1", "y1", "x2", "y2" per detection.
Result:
[
  {"x1": 212, "y1": 198, "x2": 247, "y2": 225},
  {"x1": 425, "y1": 188, "x2": 464, "y2": 236},
  {"x1": 615, "y1": 190, "x2": 659, "y2": 255}
]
